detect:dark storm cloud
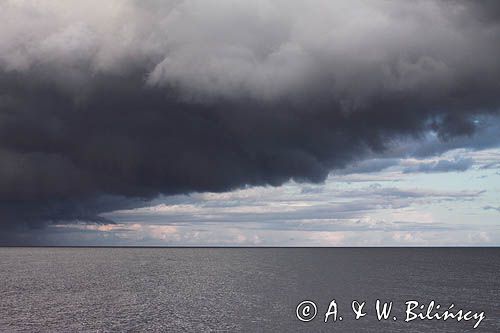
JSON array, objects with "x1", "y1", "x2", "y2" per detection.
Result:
[
  {"x1": 1, "y1": 0, "x2": 500, "y2": 227},
  {"x1": 406, "y1": 117, "x2": 500, "y2": 158}
]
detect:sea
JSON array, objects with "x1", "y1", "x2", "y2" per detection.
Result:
[{"x1": 0, "y1": 248, "x2": 499, "y2": 332}]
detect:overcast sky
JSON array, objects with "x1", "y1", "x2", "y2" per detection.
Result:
[{"x1": 1, "y1": 0, "x2": 499, "y2": 245}]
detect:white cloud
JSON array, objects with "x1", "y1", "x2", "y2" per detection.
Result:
[{"x1": 1, "y1": 0, "x2": 499, "y2": 101}]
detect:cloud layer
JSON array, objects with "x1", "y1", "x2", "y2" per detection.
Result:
[{"x1": 1, "y1": 0, "x2": 500, "y2": 226}]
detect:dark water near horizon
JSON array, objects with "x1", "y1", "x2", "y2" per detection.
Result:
[{"x1": 0, "y1": 248, "x2": 499, "y2": 332}]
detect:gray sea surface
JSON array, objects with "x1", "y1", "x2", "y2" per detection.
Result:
[{"x1": 0, "y1": 248, "x2": 499, "y2": 332}]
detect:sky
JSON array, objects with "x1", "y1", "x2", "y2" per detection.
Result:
[{"x1": 0, "y1": 0, "x2": 499, "y2": 245}]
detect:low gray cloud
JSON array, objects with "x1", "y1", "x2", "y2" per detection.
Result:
[
  {"x1": 103, "y1": 185, "x2": 483, "y2": 228},
  {"x1": 483, "y1": 205, "x2": 500, "y2": 212},
  {"x1": 403, "y1": 157, "x2": 474, "y2": 174},
  {"x1": 336, "y1": 158, "x2": 400, "y2": 175}
]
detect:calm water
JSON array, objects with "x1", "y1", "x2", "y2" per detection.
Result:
[{"x1": 0, "y1": 248, "x2": 499, "y2": 332}]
